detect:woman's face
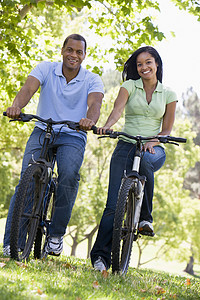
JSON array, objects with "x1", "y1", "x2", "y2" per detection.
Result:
[{"x1": 136, "y1": 52, "x2": 158, "y2": 81}]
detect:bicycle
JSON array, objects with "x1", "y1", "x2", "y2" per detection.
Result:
[
  {"x1": 3, "y1": 112, "x2": 84, "y2": 261},
  {"x1": 91, "y1": 126, "x2": 186, "y2": 275}
]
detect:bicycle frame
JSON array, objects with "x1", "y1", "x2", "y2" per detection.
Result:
[
  {"x1": 3, "y1": 112, "x2": 82, "y2": 260},
  {"x1": 123, "y1": 140, "x2": 146, "y2": 237},
  {"x1": 91, "y1": 125, "x2": 186, "y2": 274}
]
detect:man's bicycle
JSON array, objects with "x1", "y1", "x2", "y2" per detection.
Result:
[
  {"x1": 92, "y1": 127, "x2": 186, "y2": 274},
  {"x1": 3, "y1": 112, "x2": 84, "y2": 261}
]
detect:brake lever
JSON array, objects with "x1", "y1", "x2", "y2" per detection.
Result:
[
  {"x1": 167, "y1": 141, "x2": 179, "y2": 146},
  {"x1": 9, "y1": 113, "x2": 33, "y2": 123},
  {"x1": 67, "y1": 122, "x2": 87, "y2": 134},
  {"x1": 98, "y1": 132, "x2": 118, "y2": 139},
  {"x1": 98, "y1": 136, "x2": 109, "y2": 139}
]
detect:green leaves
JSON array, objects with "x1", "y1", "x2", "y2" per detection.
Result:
[{"x1": 171, "y1": 0, "x2": 200, "y2": 20}]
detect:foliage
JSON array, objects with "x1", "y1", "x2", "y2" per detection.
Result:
[
  {"x1": 67, "y1": 86, "x2": 121, "y2": 255},
  {"x1": 136, "y1": 118, "x2": 200, "y2": 267},
  {"x1": 172, "y1": 0, "x2": 200, "y2": 20},
  {"x1": 179, "y1": 89, "x2": 200, "y2": 199},
  {"x1": 1, "y1": 0, "x2": 200, "y2": 262},
  {"x1": 0, "y1": 252, "x2": 199, "y2": 299}
]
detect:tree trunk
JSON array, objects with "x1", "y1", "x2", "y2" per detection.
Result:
[
  {"x1": 184, "y1": 255, "x2": 194, "y2": 275},
  {"x1": 70, "y1": 233, "x2": 78, "y2": 256},
  {"x1": 86, "y1": 225, "x2": 99, "y2": 258}
]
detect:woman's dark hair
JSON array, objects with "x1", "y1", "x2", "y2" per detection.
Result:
[
  {"x1": 63, "y1": 34, "x2": 87, "y2": 52},
  {"x1": 122, "y1": 46, "x2": 163, "y2": 83}
]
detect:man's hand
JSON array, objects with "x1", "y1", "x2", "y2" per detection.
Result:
[
  {"x1": 6, "y1": 107, "x2": 21, "y2": 119},
  {"x1": 79, "y1": 118, "x2": 95, "y2": 130}
]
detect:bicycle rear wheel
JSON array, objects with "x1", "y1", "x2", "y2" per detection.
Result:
[
  {"x1": 34, "y1": 178, "x2": 56, "y2": 259},
  {"x1": 10, "y1": 164, "x2": 45, "y2": 261},
  {"x1": 111, "y1": 177, "x2": 137, "y2": 274}
]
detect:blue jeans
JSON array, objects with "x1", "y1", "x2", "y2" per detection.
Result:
[
  {"x1": 90, "y1": 139, "x2": 166, "y2": 269},
  {"x1": 3, "y1": 127, "x2": 86, "y2": 247}
]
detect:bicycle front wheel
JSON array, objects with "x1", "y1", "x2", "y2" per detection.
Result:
[
  {"x1": 111, "y1": 177, "x2": 137, "y2": 274},
  {"x1": 10, "y1": 164, "x2": 45, "y2": 261}
]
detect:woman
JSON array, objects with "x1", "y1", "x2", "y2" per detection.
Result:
[{"x1": 90, "y1": 46, "x2": 177, "y2": 271}]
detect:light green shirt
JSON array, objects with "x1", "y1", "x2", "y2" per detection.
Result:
[{"x1": 120, "y1": 78, "x2": 177, "y2": 143}]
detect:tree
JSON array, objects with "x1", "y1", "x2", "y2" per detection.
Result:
[
  {"x1": 66, "y1": 86, "x2": 121, "y2": 257},
  {"x1": 135, "y1": 118, "x2": 200, "y2": 269},
  {"x1": 172, "y1": 0, "x2": 200, "y2": 20},
  {"x1": 1, "y1": 0, "x2": 200, "y2": 258},
  {"x1": 177, "y1": 88, "x2": 200, "y2": 273}
]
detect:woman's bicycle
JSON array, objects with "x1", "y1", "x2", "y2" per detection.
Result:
[
  {"x1": 3, "y1": 112, "x2": 84, "y2": 261},
  {"x1": 92, "y1": 127, "x2": 186, "y2": 275}
]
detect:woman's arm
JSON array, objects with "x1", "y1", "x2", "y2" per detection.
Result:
[
  {"x1": 99, "y1": 87, "x2": 129, "y2": 133},
  {"x1": 159, "y1": 101, "x2": 177, "y2": 135}
]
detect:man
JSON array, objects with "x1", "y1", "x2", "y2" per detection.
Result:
[{"x1": 3, "y1": 34, "x2": 104, "y2": 256}]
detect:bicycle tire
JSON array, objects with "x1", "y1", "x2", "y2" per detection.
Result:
[
  {"x1": 10, "y1": 164, "x2": 45, "y2": 261},
  {"x1": 34, "y1": 178, "x2": 56, "y2": 259},
  {"x1": 111, "y1": 177, "x2": 137, "y2": 274}
]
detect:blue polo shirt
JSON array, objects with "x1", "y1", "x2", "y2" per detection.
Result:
[{"x1": 29, "y1": 61, "x2": 104, "y2": 141}]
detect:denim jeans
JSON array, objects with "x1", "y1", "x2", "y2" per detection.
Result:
[
  {"x1": 90, "y1": 139, "x2": 166, "y2": 269},
  {"x1": 3, "y1": 127, "x2": 86, "y2": 247}
]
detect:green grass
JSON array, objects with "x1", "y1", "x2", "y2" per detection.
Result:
[{"x1": 0, "y1": 249, "x2": 199, "y2": 300}]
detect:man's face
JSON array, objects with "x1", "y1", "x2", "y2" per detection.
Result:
[{"x1": 61, "y1": 38, "x2": 86, "y2": 72}]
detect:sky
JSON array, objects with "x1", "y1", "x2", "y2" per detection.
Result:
[{"x1": 152, "y1": 0, "x2": 200, "y2": 99}]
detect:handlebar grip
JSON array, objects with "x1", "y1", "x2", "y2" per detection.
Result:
[
  {"x1": 105, "y1": 129, "x2": 113, "y2": 135},
  {"x1": 91, "y1": 125, "x2": 98, "y2": 134},
  {"x1": 3, "y1": 112, "x2": 7, "y2": 116},
  {"x1": 91, "y1": 126, "x2": 113, "y2": 135},
  {"x1": 168, "y1": 136, "x2": 187, "y2": 143}
]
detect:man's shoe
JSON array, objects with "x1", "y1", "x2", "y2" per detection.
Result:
[
  {"x1": 139, "y1": 220, "x2": 154, "y2": 236},
  {"x1": 3, "y1": 245, "x2": 23, "y2": 256},
  {"x1": 94, "y1": 256, "x2": 106, "y2": 272},
  {"x1": 3, "y1": 245, "x2": 10, "y2": 256},
  {"x1": 44, "y1": 236, "x2": 63, "y2": 256}
]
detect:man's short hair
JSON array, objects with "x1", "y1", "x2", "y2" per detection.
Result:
[{"x1": 63, "y1": 34, "x2": 87, "y2": 52}]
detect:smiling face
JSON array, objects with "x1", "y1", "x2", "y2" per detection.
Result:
[
  {"x1": 136, "y1": 52, "x2": 158, "y2": 81},
  {"x1": 61, "y1": 38, "x2": 86, "y2": 74}
]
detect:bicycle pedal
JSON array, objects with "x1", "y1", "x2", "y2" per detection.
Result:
[
  {"x1": 139, "y1": 230, "x2": 155, "y2": 237},
  {"x1": 48, "y1": 251, "x2": 61, "y2": 257}
]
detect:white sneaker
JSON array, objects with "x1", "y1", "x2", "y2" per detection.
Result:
[
  {"x1": 139, "y1": 220, "x2": 154, "y2": 233},
  {"x1": 3, "y1": 245, "x2": 23, "y2": 256},
  {"x1": 3, "y1": 245, "x2": 10, "y2": 256},
  {"x1": 44, "y1": 236, "x2": 63, "y2": 256},
  {"x1": 94, "y1": 256, "x2": 106, "y2": 272}
]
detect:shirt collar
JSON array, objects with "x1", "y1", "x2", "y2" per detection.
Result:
[
  {"x1": 54, "y1": 63, "x2": 85, "y2": 82},
  {"x1": 135, "y1": 78, "x2": 163, "y2": 92}
]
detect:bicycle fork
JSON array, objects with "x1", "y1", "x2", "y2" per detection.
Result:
[{"x1": 129, "y1": 144, "x2": 146, "y2": 235}]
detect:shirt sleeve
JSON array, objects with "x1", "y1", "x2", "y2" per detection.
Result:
[
  {"x1": 166, "y1": 89, "x2": 178, "y2": 104},
  {"x1": 88, "y1": 73, "x2": 104, "y2": 95},
  {"x1": 121, "y1": 80, "x2": 136, "y2": 96},
  {"x1": 29, "y1": 62, "x2": 51, "y2": 85}
]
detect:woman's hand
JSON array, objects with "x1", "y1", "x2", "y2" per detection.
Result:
[
  {"x1": 143, "y1": 140, "x2": 159, "y2": 154},
  {"x1": 97, "y1": 126, "x2": 113, "y2": 135}
]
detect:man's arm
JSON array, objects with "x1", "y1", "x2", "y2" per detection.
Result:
[
  {"x1": 6, "y1": 76, "x2": 40, "y2": 119},
  {"x1": 79, "y1": 92, "x2": 103, "y2": 130}
]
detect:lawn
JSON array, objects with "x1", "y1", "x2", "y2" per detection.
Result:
[
  {"x1": 1, "y1": 218, "x2": 200, "y2": 299},
  {"x1": 0, "y1": 248, "x2": 200, "y2": 300}
]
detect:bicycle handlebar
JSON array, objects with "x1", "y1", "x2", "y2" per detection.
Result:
[
  {"x1": 91, "y1": 125, "x2": 187, "y2": 145},
  {"x1": 3, "y1": 112, "x2": 84, "y2": 132}
]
